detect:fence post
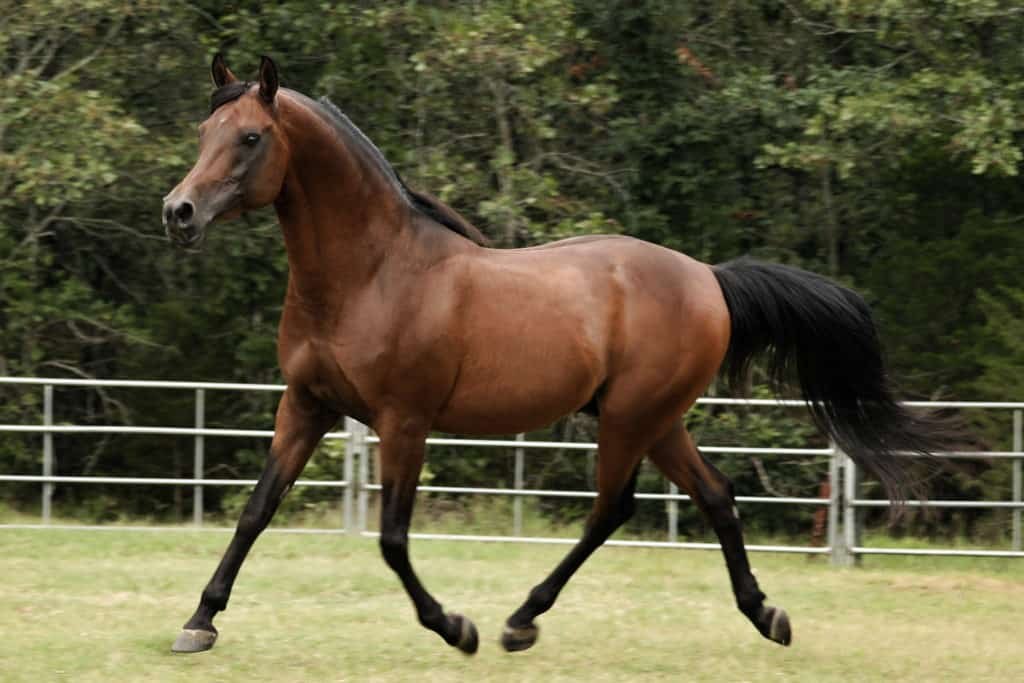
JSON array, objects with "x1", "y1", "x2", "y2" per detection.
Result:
[
  {"x1": 828, "y1": 443, "x2": 845, "y2": 566},
  {"x1": 1013, "y1": 409, "x2": 1022, "y2": 552},
  {"x1": 349, "y1": 419, "x2": 369, "y2": 535},
  {"x1": 513, "y1": 433, "x2": 525, "y2": 537},
  {"x1": 842, "y1": 452, "x2": 861, "y2": 566},
  {"x1": 343, "y1": 418, "x2": 356, "y2": 535},
  {"x1": 193, "y1": 389, "x2": 205, "y2": 527},
  {"x1": 667, "y1": 483, "x2": 679, "y2": 543},
  {"x1": 42, "y1": 384, "x2": 54, "y2": 524}
]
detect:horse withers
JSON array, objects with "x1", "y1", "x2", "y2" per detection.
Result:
[{"x1": 163, "y1": 54, "x2": 951, "y2": 655}]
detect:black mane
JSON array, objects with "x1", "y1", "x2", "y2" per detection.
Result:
[
  {"x1": 311, "y1": 96, "x2": 489, "y2": 246},
  {"x1": 208, "y1": 82, "x2": 488, "y2": 246}
]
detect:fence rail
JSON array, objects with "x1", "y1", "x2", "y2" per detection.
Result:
[{"x1": 1, "y1": 377, "x2": 1022, "y2": 562}]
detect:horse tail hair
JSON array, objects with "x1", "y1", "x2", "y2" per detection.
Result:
[{"x1": 712, "y1": 257, "x2": 952, "y2": 505}]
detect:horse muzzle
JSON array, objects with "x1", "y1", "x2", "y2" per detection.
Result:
[{"x1": 163, "y1": 197, "x2": 206, "y2": 248}]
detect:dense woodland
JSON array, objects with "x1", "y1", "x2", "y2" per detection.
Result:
[{"x1": 2, "y1": 1, "x2": 1023, "y2": 540}]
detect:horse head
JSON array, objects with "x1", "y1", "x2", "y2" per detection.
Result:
[{"x1": 162, "y1": 54, "x2": 289, "y2": 248}]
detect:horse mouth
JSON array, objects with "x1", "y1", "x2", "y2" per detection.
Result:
[{"x1": 166, "y1": 224, "x2": 206, "y2": 250}]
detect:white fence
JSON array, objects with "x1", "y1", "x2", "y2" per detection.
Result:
[{"x1": 1, "y1": 377, "x2": 1022, "y2": 563}]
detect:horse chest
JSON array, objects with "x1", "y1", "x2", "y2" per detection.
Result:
[{"x1": 278, "y1": 333, "x2": 378, "y2": 421}]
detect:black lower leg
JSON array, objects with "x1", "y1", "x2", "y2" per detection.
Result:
[
  {"x1": 181, "y1": 456, "x2": 290, "y2": 635},
  {"x1": 697, "y1": 457, "x2": 790, "y2": 645},
  {"x1": 697, "y1": 476, "x2": 765, "y2": 613},
  {"x1": 503, "y1": 468, "x2": 638, "y2": 650},
  {"x1": 379, "y1": 482, "x2": 478, "y2": 654}
]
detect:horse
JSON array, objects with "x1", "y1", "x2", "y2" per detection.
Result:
[{"x1": 162, "y1": 54, "x2": 949, "y2": 655}]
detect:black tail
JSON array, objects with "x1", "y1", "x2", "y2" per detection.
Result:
[{"x1": 713, "y1": 257, "x2": 950, "y2": 504}]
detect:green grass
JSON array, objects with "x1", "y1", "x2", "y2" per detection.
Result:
[{"x1": 1, "y1": 529, "x2": 1021, "y2": 682}]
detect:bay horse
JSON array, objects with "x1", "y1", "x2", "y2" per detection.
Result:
[{"x1": 163, "y1": 55, "x2": 947, "y2": 655}]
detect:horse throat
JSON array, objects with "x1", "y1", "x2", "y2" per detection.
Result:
[{"x1": 273, "y1": 117, "x2": 411, "y2": 303}]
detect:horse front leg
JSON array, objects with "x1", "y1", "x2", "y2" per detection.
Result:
[
  {"x1": 171, "y1": 389, "x2": 338, "y2": 653},
  {"x1": 376, "y1": 418, "x2": 479, "y2": 654}
]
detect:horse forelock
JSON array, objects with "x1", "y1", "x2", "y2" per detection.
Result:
[{"x1": 209, "y1": 81, "x2": 254, "y2": 114}]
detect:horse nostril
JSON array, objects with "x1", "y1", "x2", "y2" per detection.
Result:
[{"x1": 174, "y1": 201, "x2": 195, "y2": 223}]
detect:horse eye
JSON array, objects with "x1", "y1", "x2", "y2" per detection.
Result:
[{"x1": 242, "y1": 132, "x2": 261, "y2": 146}]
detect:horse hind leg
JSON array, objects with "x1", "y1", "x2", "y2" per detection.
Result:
[
  {"x1": 376, "y1": 416, "x2": 478, "y2": 655},
  {"x1": 501, "y1": 424, "x2": 645, "y2": 652},
  {"x1": 648, "y1": 422, "x2": 792, "y2": 646}
]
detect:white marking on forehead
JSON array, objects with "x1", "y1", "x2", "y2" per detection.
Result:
[{"x1": 219, "y1": 116, "x2": 228, "y2": 125}]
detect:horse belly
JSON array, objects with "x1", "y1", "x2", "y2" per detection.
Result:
[{"x1": 433, "y1": 339, "x2": 602, "y2": 435}]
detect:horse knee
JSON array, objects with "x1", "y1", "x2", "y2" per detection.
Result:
[
  {"x1": 379, "y1": 527, "x2": 406, "y2": 552},
  {"x1": 234, "y1": 478, "x2": 286, "y2": 541},
  {"x1": 379, "y1": 527, "x2": 409, "y2": 568},
  {"x1": 235, "y1": 505, "x2": 272, "y2": 541}
]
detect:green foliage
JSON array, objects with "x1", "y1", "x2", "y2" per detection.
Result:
[{"x1": 2, "y1": 0, "x2": 1023, "y2": 538}]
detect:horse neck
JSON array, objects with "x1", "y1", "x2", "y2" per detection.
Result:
[{"x1": 272, "y1": 97, "x2": 415, "y2": 306}]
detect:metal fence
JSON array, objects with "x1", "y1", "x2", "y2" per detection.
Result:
[{"x1": 1, "y1": 377, "x2": 1022, "y2": 563}]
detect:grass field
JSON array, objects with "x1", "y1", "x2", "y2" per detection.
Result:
[{"x1": 1, "y1": 529, "x2": 1021, "y2": 682}]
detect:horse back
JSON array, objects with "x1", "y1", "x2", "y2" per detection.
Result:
[{"x1": 430, "y1": 236, "x2": 730, "y2": 433}]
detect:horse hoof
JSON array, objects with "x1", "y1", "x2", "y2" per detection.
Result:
[
  {"x1": 759, "y1": 606, "x2": 792, "y2": 646},
  {"x1": 500, "y1": 622, "x2": 539, "y2": 652},
  {"x1": 171, "y1": 628, "x2": 218, "y2": 653},
  {"x1": 447, "y1": 612, "x2": 479, "y2": 655}
]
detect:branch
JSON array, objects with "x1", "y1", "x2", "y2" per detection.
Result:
[
  {"x1": 62, "y1": 217, "x2": 167, "y2": 243},
  {"x1": 37, "y1": 360, "x2": 131, "y2": 428},
  {"x1": 527, "y1": 152, "x2": 631, "y2": 203},
  {"x1": 68, "y1": 315, "x2": 166, "y2": 349},
  {"x1": 183, "y1": 2, "x2": 227, "y2": 32},
  {"x1": 779, "y1": 0, "x2": 879, "y2": 36},
  {"x1": 65, "y1": 320, "x2": 109, "y2": 344},
  {"x1": 51, "y1": 16, "x2": 125, "y2": 83},
  {"x1": 751, "y1": 456, "x2": 793, "y2": 497}
]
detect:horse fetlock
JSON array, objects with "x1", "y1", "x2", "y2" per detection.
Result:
[
  {"x1": 199, "y1": 588, "x2": 229, "y2": 614},
  {"x1": 416, "y1": 603, "x2": 447, "y2": 632},
  {"x1": 735, "y1": 586, "x2": 766, "y2": 616},
  {"x1": 525, "y1": 585, "x2": 558, "y2": 615}
]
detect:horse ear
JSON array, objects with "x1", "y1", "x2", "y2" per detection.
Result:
[
  {"x1": 211, "y1": 53, "x2": 238, "y2": 88},
  {"x1": 258, "y1": 55, "x2": 279, "y2": 103}
]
